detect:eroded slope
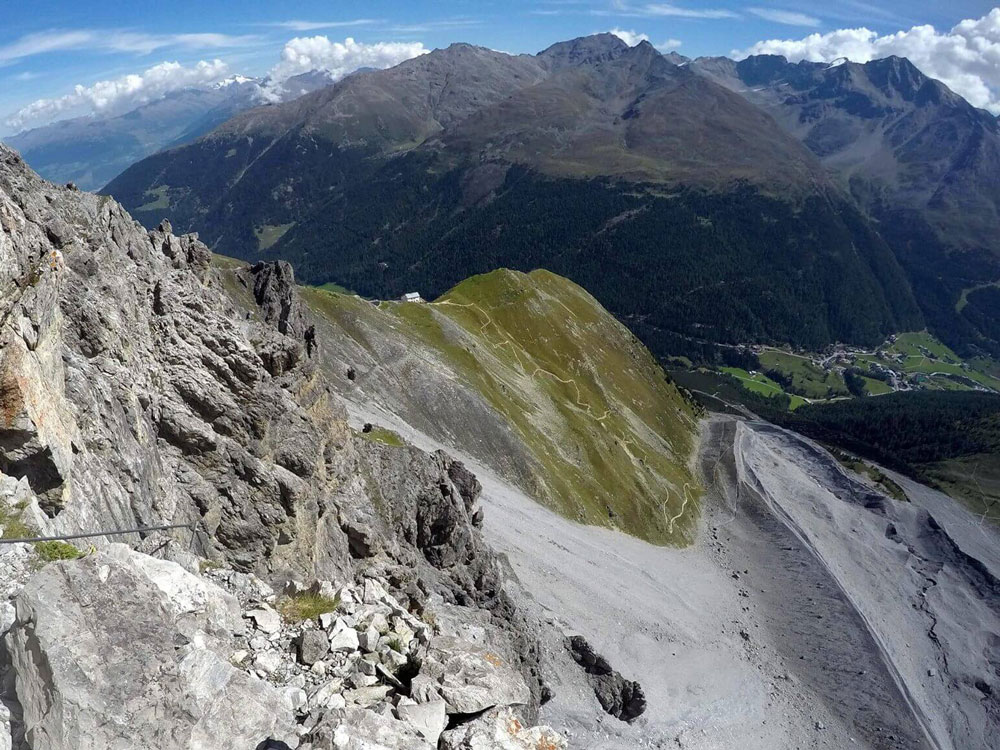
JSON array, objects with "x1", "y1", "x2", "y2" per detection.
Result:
[{"x1": 279, "y1": 269, "x2": 701, "y2": 545}]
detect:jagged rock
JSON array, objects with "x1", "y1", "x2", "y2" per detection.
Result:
[
  {"x1": 329, "y1": 619, "x2": 361, "y2": 652},
  {"x1": 249, "y1": 606, "x2": 282, "y2": 635},
  {"x1": 255, "y1": 650, "x2": 284, "y2": 675},
  {"x1": 414, "y1": 636, "x2": 531, "y2": 715},
  {"x1": 345, "y1": 685, "x2": 393, "y2": 707},
  {"x1": 397, "y1": 699, "x2": 447, "y2": 745},
  {"x1": 309, "y1": 706, "x2": 429, "y2": 749},
  {"x1": 7, "y1": 546, "x2": 297, "y2": 749},
  {"x1": 0, "y1": 144, "x2": 548, "y2": 740},
  {"x1": 297, "y1": 630, "x2": 330, "y2": 665},
  {"x1": 567, "y1": 634, "x2": 646, "y2": 722},
  {"x1": 438, "y1": 707, "x2": 566, "y2": 749}
]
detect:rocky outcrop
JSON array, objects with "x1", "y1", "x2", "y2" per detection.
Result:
[
  {"x1": 567, "y1": 634, "x2": 647, "y2": 722},
  {"x1": 0, "y1": 144, "x2": 559, "y2": 746},
  {"x1": 8, "y1": 546, "x2": 298, "y2": 750},
  {"x1": 1, "y1": 545, "x2": 561, "y2": 750}
]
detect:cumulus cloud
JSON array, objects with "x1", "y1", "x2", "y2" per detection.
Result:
[
  {"x1": 747, "y1": 8, "x2": 821, "y2": 27},
  {"x1": 657, "y1": 38, "x2": 683, "y2": 51},
  {"x1": 6, "y1": 59, "x2": 230, "y2": 130},
  {"x1": 265, "y1": 36, "x2": 429, "y2": 92},
  {"x1": 734, "y1": 8, "x2": 1000, "y2": 113},
  {"x1": 609, "y1": 28, "x2": 650, "y2": 46}
]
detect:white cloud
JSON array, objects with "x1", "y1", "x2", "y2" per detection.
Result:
[
  {"x1": 748, "y1": 8, "x2": 821, "y2": 27},
  {"x1": 265, "y1": 20, "x2": 380, "y2": 32},
  {"x1": 734, "y1": 8, "x2": 1000, "y2": 113},
  {"x1": 265, "y1": 36, "x2": 429, "y2": 95},
  {"x1": 609, "y1": 28, "x2": 649, "y2": 46},
  {"x1": 0, "y1": 29, "x2": 255, "y2": 65},
  {"x1": 6, "y1": 59, "x2": 231, "y2": 130},
  {"x1": 592, "y1": 1, "x2": 736, "y2": 19},
  {"x1": 657, "y1": 38, "x2": 683, "y2": 51}
]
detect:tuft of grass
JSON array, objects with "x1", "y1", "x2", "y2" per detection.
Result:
[
  {"x1": 358, "y1": 426, "x2": 406, "y2": 448},
  {"x1": 34, "y1": 540, "x2": 82, "y2": 562},
  {"x1": 199, "y1": 559, "x2": 224, "y2": 573},
  {"x1": 275, "y1": 591, "x2": 340, "y2": 622},
  {"x1": 0, "y1": 503, "x2": 34, "y2": 540}
]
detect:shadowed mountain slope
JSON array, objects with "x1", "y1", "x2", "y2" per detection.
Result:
[
  {"x1": 691, "y1": 53, "x2": 1000, "y2": 356},
  {"x1": 105, "y1": 35, "x2": 923, "y2": 353}
]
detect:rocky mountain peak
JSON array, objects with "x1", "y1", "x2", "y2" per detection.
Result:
[{"x1": 538, "y1": 32, "x2": 630, "y2": 69}]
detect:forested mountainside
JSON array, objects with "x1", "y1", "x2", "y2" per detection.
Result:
[
  {"x1": 692, "y1": 53, "x2": 1000, "y2": 357},
  {"x1": 104, "y1": 34, "x2": 923, "y2": 354}
]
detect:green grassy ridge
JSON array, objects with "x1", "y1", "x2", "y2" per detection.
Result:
[{"x1": 302, "y1": 269, "x2": 701, "y2": 545}]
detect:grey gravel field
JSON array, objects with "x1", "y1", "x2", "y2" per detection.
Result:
[{"x1": 345, "y1": 401, "x2": 1000, "y2": 749}]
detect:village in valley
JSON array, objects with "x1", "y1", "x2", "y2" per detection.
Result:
[{"x1": 671, "y1": 331, "x2": 1000, "y2": 412}]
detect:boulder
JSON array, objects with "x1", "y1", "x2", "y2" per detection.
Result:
[
  {"x1": 414, "y1": 636, "x2": 530, "y2": 715},
  {"x1": 329, "y1": 619, "x2": 360, "y2": 652},
  {"x1": 567, "y1": 634, "x2": 646, "y2": 722},
  {"x1": 297, "y1": 630, "x2": 329, "y2": 666},
  {"x1": 7, "y1": 546, "x2": 298, "y2": 750},
  {"x1": 248, "y1": 606, "x2": 282, "y2": 635},
  {"x1": 439, "y1": 707, "x2": 566, "y2": 749},
  {"x1": 309, "y1": 707, "x2": 430, "y2": 750},
  {"x1": 397, "y1": 699, "x2": 447, "y2": 745}
]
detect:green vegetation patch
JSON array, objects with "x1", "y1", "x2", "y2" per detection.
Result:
[
  {"x1": 34, "y1": 540, "x2": 82, "y2": 562},
  {"x1": 358, "y1": 425, "x2": 406, "y2": 447},
  {"x1": 254, "y1": 223, "x2": 295, "y2": 252},
  {"x1": 758, "y1": 350, "x2": 849, "y2": 400},
  {"x1": 137, "y1": 185, "x2": 170, "y2": 212},
  {"x1": 276, "y1": 592, "x2": 340, "y2": 622},
  {"x1": 0, "y1": 499, "x2": 33, "y2": 540},
  {"x1": 302, "y1": 270, "x2": 702, "y2": 545},
  {"x1": 316, "y1": 281, "x2": 357, "y2": 296},
  {"x1": 923, "y1": 454, "x2": 1000, "y2": 524}
]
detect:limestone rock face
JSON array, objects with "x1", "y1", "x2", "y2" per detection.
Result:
[
  {"x1": 0, "y1": 143, "x2": 560, "y2": 748},
  {"x1": 413, "y1": 636, "x2": 532, "y2": 715},
  {"x1": 8, "y1": 545, "x2": 297, "y2": 750},
  {"x1": 439, "y1": 707, "x2": 568, "y2": 749}
]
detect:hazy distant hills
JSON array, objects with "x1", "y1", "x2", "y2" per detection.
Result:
[
  {"x1": 3, "y1": 80, "x2": 264, "y2": 190},
  {"x1": 102, "y1": 33, "x2": 1000, "y2": 356},
  {"x1": 1, "y1": 70, "x2": 345, "y2": 191}
]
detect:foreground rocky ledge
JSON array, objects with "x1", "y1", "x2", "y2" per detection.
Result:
[{"x1": 0, "y1": 541, "x2": 565, "y2": 749}]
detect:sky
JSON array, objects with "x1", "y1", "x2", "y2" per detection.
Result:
[{"x1": 1, "y1": 0, "x2": 999, "y2": 135}]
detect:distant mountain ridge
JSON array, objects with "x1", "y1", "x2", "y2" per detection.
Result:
[
  {"x1": 690, "y1": 53, "x2": 1000, "y2": 355},
  {"x1": 104, "y1": 35, "x2": 987, "y2": 357},
  {"x1": 2, "y1": 71, "x2": 341, "y2": 191}
]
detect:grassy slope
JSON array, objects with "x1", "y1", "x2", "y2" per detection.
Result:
[
  {"x1": 302, "y1": 269, "x2": 701, "y2": 545},
  {"x1": 759, "y1": 350, "x2": 849, "y2": 399}
]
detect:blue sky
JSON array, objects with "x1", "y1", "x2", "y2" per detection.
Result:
[{"x1": 2, "y1": 1, "x2": 999, "y2": 134}]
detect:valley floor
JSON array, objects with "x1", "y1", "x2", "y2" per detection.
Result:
[{"x1": 344, "y1": 398, "x2": 1000, "y2": 749}]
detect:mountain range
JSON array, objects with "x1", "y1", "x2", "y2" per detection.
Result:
[
  {"x1": 3, "y1": 137, "x2": 999, "y2": 749},
  {"x1": 690, "y1": 53, "x2": 1000, "y2": 355},
  {"x1": 100, "y1": 34, "x2": 1000, "y2": 359},
  {"x1": 104, "y1": 34, "x2": 946, "y2": 358},
  {"x1": 0, "y1": 71, "x2": 345, "y2": 192}
]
